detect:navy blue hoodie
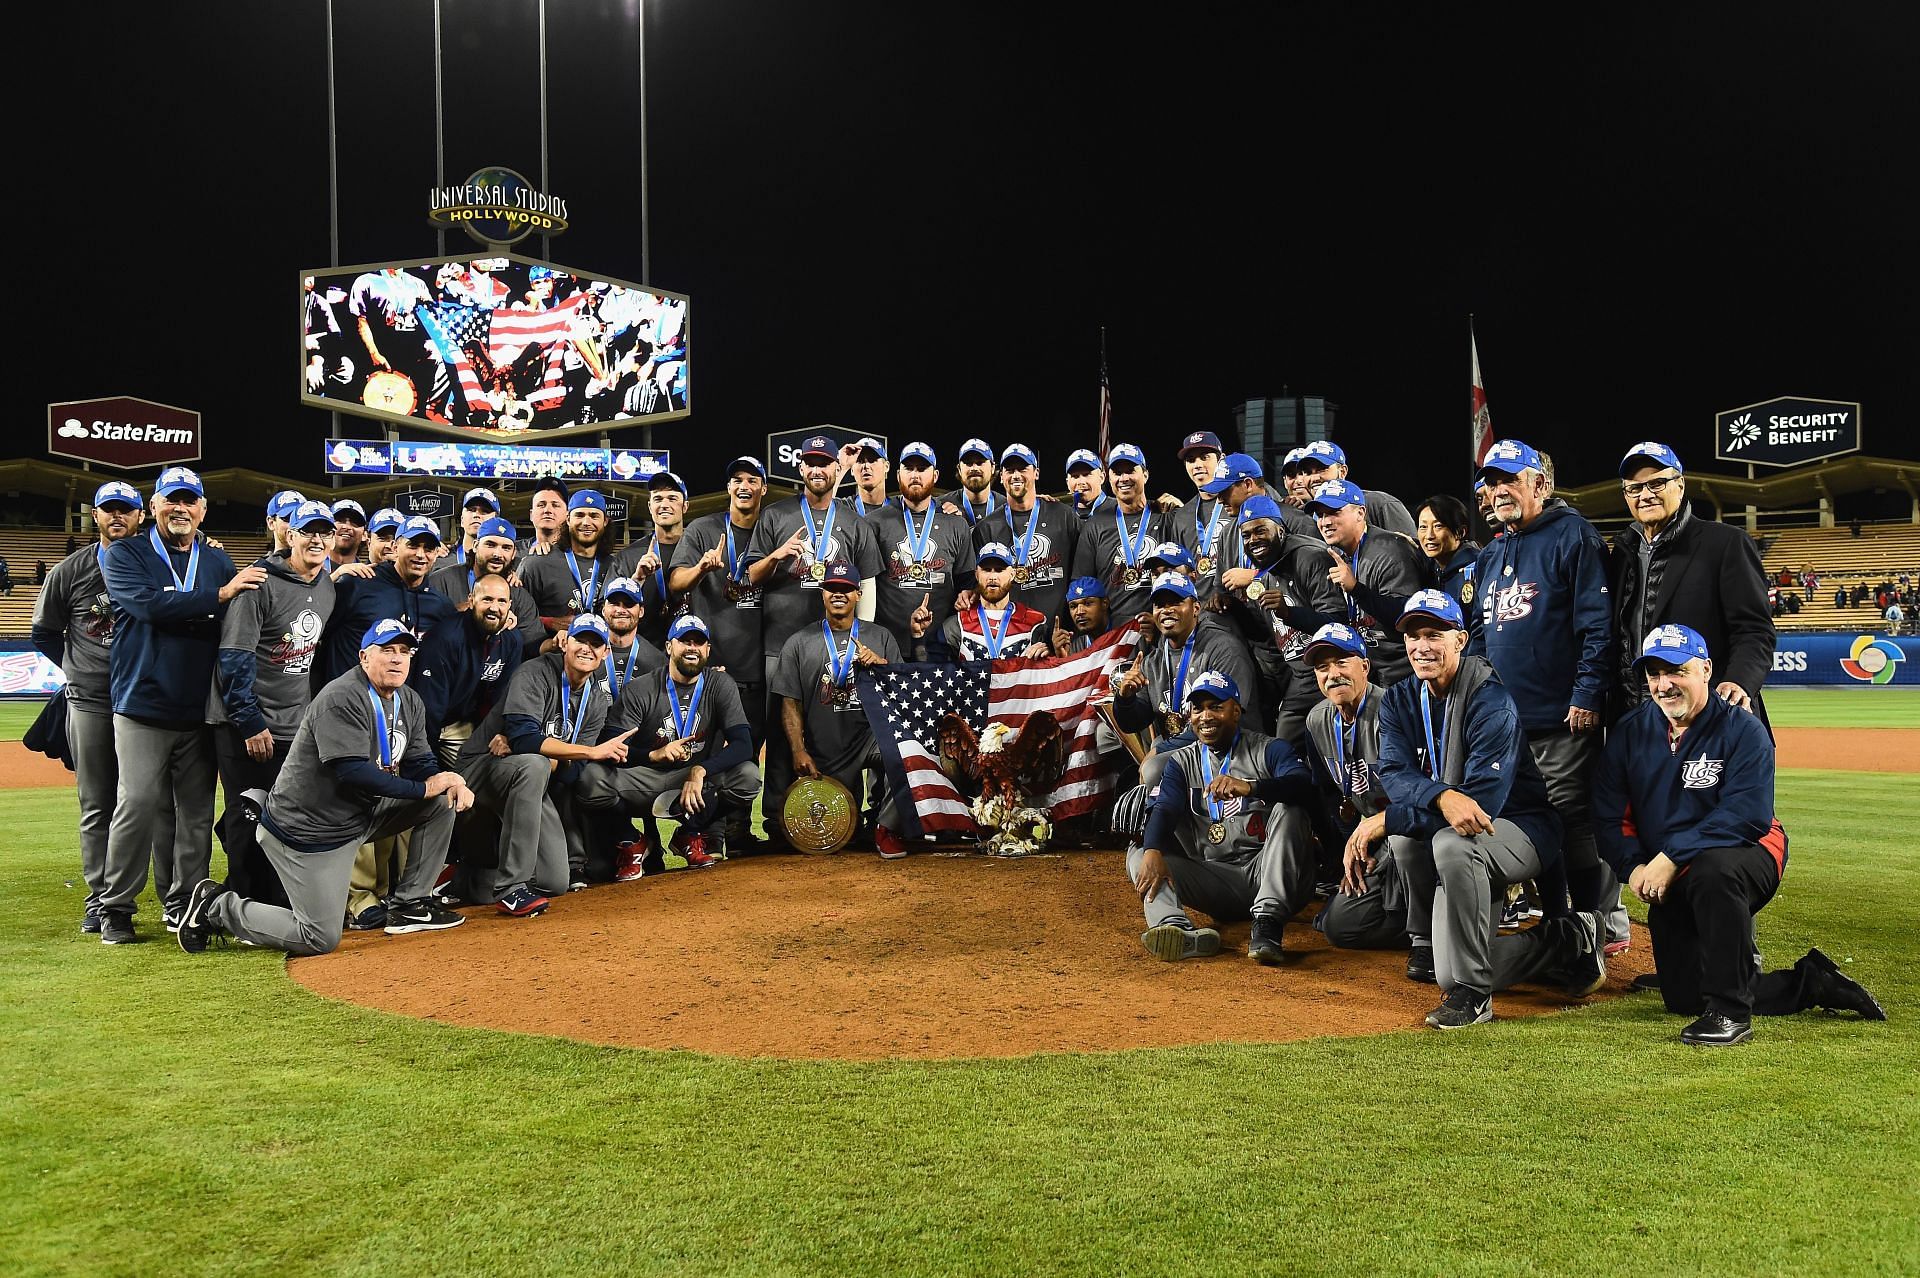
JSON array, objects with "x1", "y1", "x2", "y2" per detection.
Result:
[
  {"x1": 1466, "y1": 501, "x2": 1612, "y2": 732},
  {"x1": 315, "y1": 561, "x2": 456, "y2": 688},
  {"x1": 1592, "y1": 692, "x2": 1787, "y2": 879},
  {"x1": 409, "y1": 611, "x2": 525, "y2": 748},
  {"x1": 101, "y1": 531, "x2": 238, "y2": 723}
]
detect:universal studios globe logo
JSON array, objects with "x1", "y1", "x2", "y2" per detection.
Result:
[{"x1": 427, "y1": 166, "x2": 570, "y2": 246}]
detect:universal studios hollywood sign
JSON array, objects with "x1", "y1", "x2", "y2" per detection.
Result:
[{"x1": 428, "y1": 166, "x2": 570, "y2": 246}]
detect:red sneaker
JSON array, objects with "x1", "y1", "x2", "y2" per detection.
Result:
[
  {"x1": 875, "y1": 826, "x2": 909, "y2": 860},
  {"x1": 1603, "y1": 938, "x2": 1631, "y2": 957},
  {"x1": 613, "y1": 839, "x2": 650, "y2": 883},
  {"x1": 672, "y1": 829, "x2": 720, "y2": 869}
]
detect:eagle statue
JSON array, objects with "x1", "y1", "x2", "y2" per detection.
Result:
[{"x1": 935, "y1": 711, "x2": 1067, "y2": 807}]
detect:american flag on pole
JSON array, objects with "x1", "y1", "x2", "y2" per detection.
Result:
[
  {"x1": 1471, "y1": 320, "x2": 1494, "y2": 469},
  {"x1": 1097, "y1": 326, "x2": 1113, "y2": 461},
  {"x1": 856, "y1": 626, "x2": 1140, "y2": 839}
]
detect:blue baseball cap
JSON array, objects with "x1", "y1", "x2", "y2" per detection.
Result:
[
  {"x1": 1064, "y1": 448, "x2": 1102, "y2": 474},
  {"x1": 1000, "y1": 443, "x2": 1038, "y2": 469},
  {"x1": 267, "y1": 490, "x2": 306, "y2": 521},
  {"x1": 1303, "y1": 622, "x2": 1368, "y2": 663},
  {"x1": 799, "y1": 435, "x2": 838, "y2": 461},
  {"x1": 1638, "y1": 623, "x2": 1711, "y2": 667},
  {"x1": 603, "y1": 576, "x2": 644, "y2": 603},
  {"x1": 1305, "y1": 479, "x2": 1367, "y2": 514},
  {"x1": 1472, "y1": 477, "x2": 1489, "y2": 493},
  {"x1": 1620, "y1": 441, "x2": 1684, "y2": 478},
  {"x1": 958, "y1": 438, "x2": 993, "y2": 462},
  {"x1": 288, "y1": 500, "x2": 335, "y2": 532},
  {"x1": 1298, "y1": 440, "x2": 1347, "y2": 469},
  {"x1": 568, "y1": 490, "x2": 608, "y2": 513},
  {"x1": 155, "y1": 466, "x2": 204, "y2": 499},
  {"x1": 1186, "y1": 669, "x2": 1241, "y2": 705},
  {"x1": 397, "y1": 515, "x2": 443, "y2": 546},
  {"x1": 1397, "y1": 588, "x2": 1466, "y2": 632},
  {"x1": 1238, "y1": 495, "x2": 1287, "y2": 524},
  {"x1": 727, "y1": 455, "x2": 766, "y2": 479},
  {"x1": 568, "y1": 613, "x2": 612, "y2": 644},
  {"x1": 330, "y1": 499, "x2": 367, "y2": 522},
  {"x1": 976, "y1": 542, "x2": 1016, "y2": 568},
  {"x1": 474, "y1": 515, "x2": 517, "y2": 544},
  {"x1": 1478, "y1": 439, "x2": 1544, "y2": 478},
  {"x1": 369, "y1": 507, "x2": 404, "y2": 534},
  {"x1": 668, "y1": 614, "x2": 711, "y2": 643},
  {"x1": 899, "y1": 441, "x2": 937, "y2": 467},
  {"x1": 1106, "y1": 443, "x2": 1147, "y2": 470},
  {"x1": 1280, "y1": 447, "x2": 1309, "y2": 475},
  {"x1": 1145, "y1": 542, "x2": 1195, "y2": 570},
  {"x1": 92, "y1": 480, "x2": 143, "y2": 511},
  {"x1": 1065, "y1": 576, "x2": 1107, "y2": 602},
  {"x1": 820, "y1": 560, "x2": 861, "y2": 589},
  {"x1": 1149, "y1": 572, "x2": 1197, "y2": 602},
  {"x1": 852, "y1": 436, "x2": 887, "y2": 460},
  {"x1": 1200, "y1": 453, "x2": 1263, "y2": 494},
  {"x1": 359, "y1": 618, "x2": 419, "y2": 651},
  {"x1": 461, "y1": 486, "x2": 500, "y2": 511},
  {"x1": 649, "y1": 470, "x2": 688, "y2": 497},
  {"x1": 1178, "y1": 431, "x2": 1223, "y2": 458}
]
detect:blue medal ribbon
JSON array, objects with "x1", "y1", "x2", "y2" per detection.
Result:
[
  {"x1": 565, "y1": 550, "x2": 601, "y2": 611},
  {"x1": 667, "y1": 670, "x2": 706, "y2": 743},
  {"x1": 1197, "y1": 730, "x2": 1239, "y2": 824},
  {"x1": 604, "y1": 643, "x2": 639, "y2": 697},
  {"x1": 1012, "y1": 504, "x2": 1040, "y2": 569},
  {"x1": 900, "y1": 503, "x2": 934, "y2": 567},
  {"x1": 1333, "y1": 693, "x2": 1369, "y2": 795},
  {"x1": 1114, "y1": 504, "x2": 1153, "y2": 570},
  {"x1": 455, "y1": 543, "x2": 467, "y2": 565},
  {"x1": 799, "y1": 499, "x2": 837, "y2": 570},
  {"x1": 822, "y1": 618, "x2": 860, "y2": 687},
  {"x1": 367, "y1": 685, "x2": 397, "y2": 770},
  {"x1": 962, "y1": 489, "x2": 996, "y2": 524},
  {"x1": 976, "y1": 604, "x2": 1014, "y2": 658},
  {"x1": 148, "y1": 526, "x2": 201, "y2": 592},
  {"x1": 1419, "y1": 681, "x2": 1443, "y2": 781},
  {"x1": 1201, "y1": 499, "x2": 1222, "y2": 558},
  {"x1": 558, "y1": 673, "x2": 593, "y2": 744},
  {"x1": 1166, "y1": 632, "x2": 1197, "y2": 709},
  {"x1": 645, "y1": 535, "x2": 666, "y2": 608},
  {"x1": 1343, "y1": 533, "x2": 1367, "y2": 624},
  {"x1": 724, "y1": 521, "x2": 745, "y2": 588}
]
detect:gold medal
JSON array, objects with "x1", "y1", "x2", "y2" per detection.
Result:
[
  {"x1": 1197, "y1": 556, "x2": 1215, "y2": 576},
  {"x1": 809, "y1": 561, "x2": 827, "y2": 582},
  {"x1": 909, "y1": 561, "x2": 928, "y2": 581},
  {"x1": 1460, "y1": 580, "x2": 1474, "y2": 605},
  {"x1": 1122, "y1": 567, "x2": 1141, "y2": 589},
  {"x1": 1013, "y1": 565, "x2": 1031, "y2": 584},
  {"x1": 1245, "y1": 580, "x2": 1267, "y2": 602},
  {"x1": 1207, "y1": 821, "x2": 1227, "y2": 844}
]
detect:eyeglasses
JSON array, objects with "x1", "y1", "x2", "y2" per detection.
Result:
[{"x1": 1622, "y1": 475, "x2": 1680, "y2": 498}]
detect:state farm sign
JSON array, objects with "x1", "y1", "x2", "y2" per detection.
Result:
[{"x1": 48, "y1": 397, "x2": 203, "y2": 470}]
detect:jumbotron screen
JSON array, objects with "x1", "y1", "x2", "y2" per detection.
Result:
[{"x1": 300, "y1": 254, "x2": 689, "y2": 443}]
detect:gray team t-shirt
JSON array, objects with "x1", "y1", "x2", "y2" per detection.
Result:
[
  {"x1": 675, "y1": 511, "x2": 766, "y2": 683},
  {"x1": 32, "y1": 544, "x2": 118, "y2": 709},
  {"x1": 772, "y1": 622, "x2": 901, "y2": 776},
  {"x1": 518, "y1": 545, "x2": 618, "y2": 628},
  {"x1": 973, "y1": 500, "x2": 1078, "y2": 624},
  {"x1": 745, "y1": 497, "x2": 883, "y2": 654},
  {"x1": 1071, "y1": 504, "x2": 1171, "y2": 622},
  {"x1": 609, "y1": 532, "x2": 684, "y2": 649},
  {"x1": 605, "y1": 666, "x2": 750, "y2": 766},
  {"x1": 267, "y1": 668, "x2": 437, "y2": 851},
  {"x1": 461, "y1": 651, "x2": 609, "y2": 761},
  {"x1": 211, "y1": 558, "x2": 335, "y2": 740},
  {"x1": 593, "y1": 637, "x2": 667, "y2": 707},
  {"x1": 863, "y1": 501, "x2": 976, "y2": 657}
]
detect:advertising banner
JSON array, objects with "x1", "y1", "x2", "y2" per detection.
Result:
[
  {"x1": 393, "y1": 488, "x2": 454, "y2": 520},
  {"x1": 1768, "y1": 632, "x2": 1916, "y2": 687},
  {"x1": 47, "y1": 397, "x2": 202, "y2": 470},
  {"x1": 322, "y1": 439, "x2": 395, "y2": 475},
  {"x1": 1715, "y1": 396, "x2": 1862, "y2": 468},
  {"x1": 0, "y1": 645, "x2": 66, "y2": 698},
  {"x1": 390, "y1": 439, "x2": 617, "y2": 482}
]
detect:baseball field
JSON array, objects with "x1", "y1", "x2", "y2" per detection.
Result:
[{"x1": 3, "y1": 690, "x2": 1916, "y2": 1276}]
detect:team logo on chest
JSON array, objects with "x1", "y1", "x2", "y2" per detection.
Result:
[
  {"x1": 1681, "y1": 755, "x2": 1724, "y2": 789},
  {"x1": 1489, "y1": 580, "x2": 1539, "y2": 622}
]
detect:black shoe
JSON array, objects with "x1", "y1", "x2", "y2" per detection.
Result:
[
  {"x1": 1247, "y1": 916, "x2": 1285, "y2": 966},
  {"x1": 100, "y1": 911, "x2": 136, "y2": 945},
  {"x1": 1406, "y1": 946, "x2": 1436, "y2": 984},
  {"x1": 1562, "y1": 911, "x2": 1607, "y2": 998},
  {"x1": 1802, "y1": 948, "x2": 1887, "y2": 1020},
  {"x1": 1425, "y1": 987, "x2": 1493, "y2": 1030},
  {"x1": 1629, "y1": 972, "x2": 1662, "y2": 993},
  {"x1": 345, "y1": 903, "x2": 388, "y2": 931},
  {"x1": 177, "y1": 879, "x2": 229, "y2": 955},
  {"x1": 1681, "y1": 1012, "x2": 1753, "y2": 1046},
  {"x1": 81, "y1": 908, "x2": 103, "y2": 935},
  {"x1": 383, "y1": 899, "x2": 466, "y2": 935},
  {"x1": 162, "y1": 905, "x2": 183, "y2": 934}
]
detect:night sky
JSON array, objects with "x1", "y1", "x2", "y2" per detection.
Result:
[{"x1": 30, "y1": 2, "x2": 1919, "y2": 509}]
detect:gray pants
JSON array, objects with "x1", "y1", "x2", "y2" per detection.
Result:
[
  {"x1": 1125, "y1": 805, "x2": 1314, "y2": 927},
  {"x1": 101, "y1": 715, "x2": 214, "y2": 914},
  {"x1": 452, "y1": 752, "x2": 569, "y2": 902},
  {"x1": 207, "y1": 797, "x2": 457, "y2": 956},
  {"x1": 1394, "y1": 822, "x2": 1584, "y2": 996},
  {"x1": 1529, "y1": 728, "x2": 1630, "y2": 943},
  {"x1": 68, "y1": 704, "x2": 170, "y2": 913},
  {"x1": 1315, "y1": 847, "x2": 1410, "y2": 950},
  {"x1": 578, "y1": 758, "x2": 762, "y2": 831}
]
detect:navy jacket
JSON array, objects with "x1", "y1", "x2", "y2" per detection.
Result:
[
  {"x1": 316, "y1": 562, "x2": 457, "y2": 688},
  {"x1": 1466, "y1": 501, "x2": 1612, "y2": 731},
  {"x1": 101, "y1": 533, "x2": 238, "y2": 722},
  {"x1": 1376, "y1": 658, "x2": 1561, "y2": 866},
  {"x1": 1593, "y1": 693, "x2": 1787, "y2": 879},
  {"x1": 1434, "y1": 542, "x2": 1481, "y2": 614},
  {"x1": 410, "y1": 613, "x2": 525, "y2": 747}
]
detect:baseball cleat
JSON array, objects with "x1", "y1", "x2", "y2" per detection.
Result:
[
  {"x1": 1802, "y1": 948, "x2": 1886, "y2": 1020},
  {"x1": 1247, "y1": 916, "x2": 1285, "y2": 966},
  {"x1": 1629, "y1": 972, "x2": 1662, "y2": 993},
  {"x1": 613, "y1": 838, "x2": 650, "y2": 882},
  {"x1": 163, "y1": 905, "x2": 183, "y2": 934},
  {"x1": 1603, "y1": 937, "x2": 1631, "y2": 957},
  {"x1": 671, "y1": 829, "x2": 720, "y2": 869},
  {"x1": 1405, "y1": 946, "x2": 1436, "y2": 984},
  {"x1": 1680, "y1": 1012, "x2": 1753, "y2": 1047},
  {"x1": 496, "y1": 885, "x2": 552, "y2": 917},
  {"x1": 1425, "y1": 988, "x2": 1493, "y2": 1030},
  {"x1": 874, "y1": 826, "x2": 909, "y2": 860},
  {"x1": 384, "y1": 899, "x2": 466, "y2": 934},
  {"x1": 177, "y1": 879, "x2": 229, "y2": 955},
  {"x1": 1141, "y1": 923, "x2": 1222, "y2": 962}
]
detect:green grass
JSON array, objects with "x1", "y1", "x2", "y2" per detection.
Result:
[
  {"x1": 0, "y1": 698, "x2": 42, "y2": 741},
  {"x1": 1764, "y1": 686, "x2": 1920, "y2": 729},
  {"x1": 3, "y1": 770, "x2": 1917, "y2": 1276}
]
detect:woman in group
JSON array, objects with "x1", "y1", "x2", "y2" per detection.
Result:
[{"x1": 1414, "y1": 494, "x2": 1481, "y2": 613}]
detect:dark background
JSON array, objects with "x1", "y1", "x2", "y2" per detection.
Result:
[{"x1": 27, "y1": 1, "x2": 1920, "y2": 508}]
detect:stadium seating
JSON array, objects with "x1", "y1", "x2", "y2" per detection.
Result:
[
  {"x1": 1760, "y1": 523, "x2": 1920, "y2": 631},
  {"x1": 0, "y1": 529, "x2": 273, "y2": 637}
]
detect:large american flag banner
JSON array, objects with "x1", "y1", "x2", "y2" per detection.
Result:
[
  {"x1": 418, "y1": 301, "x2": 494, "y2": 413},
  {"x1": 856, "y1": 627, "x2": 1139, "y2": 840}
]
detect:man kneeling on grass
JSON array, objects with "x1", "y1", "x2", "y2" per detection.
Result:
[
  {"x1": 176, "y1": 619, "x2": 474, "y2": 956},
  {"x1": 1592, "y1": 624, "x2": 1886, "y2": 1046}
]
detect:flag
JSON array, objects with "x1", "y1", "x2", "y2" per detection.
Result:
[
  {"x1": 489, "y1": 293, "x2": 586, "y2": 368},
  {"x1": 417, "y1": 302, "x2": 494, "y2": 414},
  {"x1": 1097, "y1": 327, "x2": 1113, "y2": 461},
  {"x1": 857, "y1": 627, "x2": 1141, "y2": 840},
  {"x1": 1471, "y1": 321, "x2": 1493, "y2": 469}
]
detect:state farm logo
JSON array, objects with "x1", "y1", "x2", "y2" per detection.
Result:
[
  {"x1": 1724, "y1": 413, "x2": 1760, "y2": 452},
  {"x1": 48, "y1": 397, "x2": 202, "y2": 471},
  {"x1": 1490, "y1": 581, "x2": 1539, "y2": 622}
]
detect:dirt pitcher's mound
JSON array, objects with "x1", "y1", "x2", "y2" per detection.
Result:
[{"x1": 291, "y1": 854, "x2": 1651, "y2": 1060}]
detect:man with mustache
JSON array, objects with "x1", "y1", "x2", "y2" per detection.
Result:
[
  {"x1": 1216, "y1": 495, "x2": 1349, "y2": 741},
  {"x1": 1124, "y1": 671, "x2": 1317, "y2": 964},
  {"x1": 317, "y1": 515, "x2": 456, "y2": 685},
  {"x1": 1070, "y1": 444, "x2": 1169, "y2": 624},
  {"x1": 1374, "y1": 590, "x2": 1607, "y2": 1029},
  {"x1": 411, "y1": 572, "x2": 524, "y2": 760},
  {"x1": 327, "y1": 499, "x2": 369, "y2": 570},
  {"x1": 1111, "y1": 574, "x2": 1261, "y2": 776},
  {"x1": 974, "y1": 443, "x2": 1079, "y2": 623},
  {"x1": 1051, "y1": 577, "x2": 1112, "y2": 657},
  {"x1": 97, "y1": 466, "x2": 257, "y2": 944},
  {"x1": 926, "y1": 543, "x2": 1053, "y2": 661},
  {"x1": 427, "y1": 515, "x2": 546, "y2": 658},
  {"x1": 937, "y1": 438, "x2": 1000, "y2": 526},
  {"x1": 1592, "y1": 625, "x2": 1883, "y2": 1046},
  {"x1": 520, "y1": 490, "x2": 620, "y2": 648},
  {"x1": 865, "y1": 442, "x2": 978, "y2": 662}
]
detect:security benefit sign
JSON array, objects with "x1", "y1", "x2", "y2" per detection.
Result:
[
  {"x1": 1715, "y1": 396, "x2": 1862, "y2": 467},
  {"x1": 48, "y1": 397, "x2": 202, "y2": 470}
]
